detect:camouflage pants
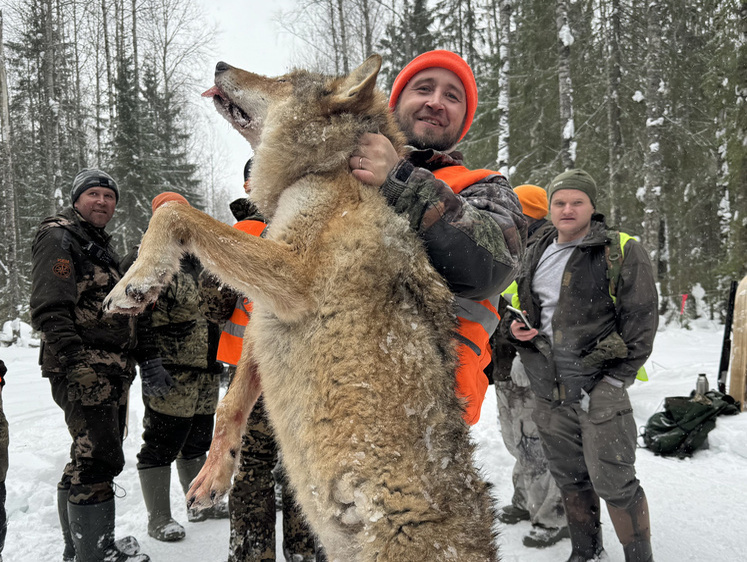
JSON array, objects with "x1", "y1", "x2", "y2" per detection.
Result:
[
  {"x1": 229, "y1": 397, "x2": 316, "y2": 562},
  {"x1": 495, "y1": 358, "x2": 565, "y2": 528},
  {"x1": 49, "y1": 375, "x2": 130, "y2": 504},
  {"x1": 138, "y1": 369, "x2": 220, "y2": 468}
]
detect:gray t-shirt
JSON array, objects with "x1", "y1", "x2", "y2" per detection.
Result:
[{"x1": 532, "y1": 237, "x2": 583, "y2": 344}]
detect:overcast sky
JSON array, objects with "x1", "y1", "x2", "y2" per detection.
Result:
[{"x1": 199, "y1": 0, "x2": 299, "y2": 203}]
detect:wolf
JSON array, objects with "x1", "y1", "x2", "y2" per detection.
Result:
[{"x1": 104, "y1": 54, "x2": 498, "y2": 561}]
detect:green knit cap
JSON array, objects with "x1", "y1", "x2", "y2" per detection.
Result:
[{"x1": 547, "y1": 169, "x2": 597, "y2": 208}]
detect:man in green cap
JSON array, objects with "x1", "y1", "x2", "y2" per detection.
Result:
[{"x1": 499, "y1": 169, "x2": 658, "y2": 562}]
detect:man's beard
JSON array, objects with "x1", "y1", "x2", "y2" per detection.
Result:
[{"x1": 396, "y1": 115, "x2": 461, "y2": 152}]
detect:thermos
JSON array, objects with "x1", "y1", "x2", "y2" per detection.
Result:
[{"x1": 696, "y1": 373, "x2": 709, "y2": 395}]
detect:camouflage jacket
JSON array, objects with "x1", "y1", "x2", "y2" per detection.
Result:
[
  {"x1": 380, "y1": 148, "x2": 526, "y2": 301},
  {"x1": 129, "y1": 252, "x2": 236, "y2": 370},
  {"x1": 30, "y1": 207, "x2": 136, "y2": 378}
]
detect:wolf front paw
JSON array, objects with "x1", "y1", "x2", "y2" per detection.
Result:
[{"x1": 103, "y1": 280, "x2": 162, "y2": 315}]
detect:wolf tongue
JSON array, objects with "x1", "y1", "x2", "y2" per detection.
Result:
[{"x1": 202, "y1": 86, "x2": 221, "y2": 98}]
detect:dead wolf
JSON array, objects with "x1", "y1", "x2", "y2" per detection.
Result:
[{"x1": 104, "y1": 54, "x2": 498, "y2": 561}]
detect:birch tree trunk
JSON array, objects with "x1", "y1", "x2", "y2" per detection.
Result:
[
  {"x1": 359, "y1": 0, "x2": 374, "y2": 58},
  {"x1": 605, "y1": 0, "x2": 623, "y2": 226},
  {"x1": 42, "y1": 0, "x2": 63, "y2": 211},
  {"x1": 642, "y1": 0, "x2": 665, "y2": 278},
  {"x1": 556, "y1": 0, "x2": 576, "y2": 170},
  {"x1": 733, "y1": 0, "x2": 747, "y2": 276},
  {"x1": 496, "y1": 0, "x2": 512, "y2": 178},
  {"x1": 336, "y1": 0, "x2": 350, "y2": 74},
  {"x1": 132, "y1": 0, "x2": 140, "y2": 92},
  {"x1": 102, "y1": 0, "x2": 116, "y2": 119},
  {"x1": 0, "y1": 10, "x2": 21, "y2": 320}
]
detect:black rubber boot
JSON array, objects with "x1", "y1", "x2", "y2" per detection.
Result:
[
  {"x1": 67, "y1": 499, "x2": 150, "y2": 561},
  {"x1": 176, "y1": 455, "x2": 229, "y2": 521},
  {"x1": 608, "y1": 488, "x2": 654, "y2": 562},
  {"x1": 56, "y1": 488, "x2": 76, "y2": 561},
  {"x1": 562, "y1": 488, "x2": 606, "y2": 562},
  {"x1": 139, "y1": 467, "x2": 185, "y2": 542}
]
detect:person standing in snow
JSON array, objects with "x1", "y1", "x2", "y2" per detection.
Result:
[
  {"x1": 489, "y1": 184, "x2": 568, "y2": 548},
  {"x1": 500, "y1": 169, "x2": 658, "y2": 562},
  {"x1": 219, "y1": 159, "x2": 317, "y2": 562},
  {"x1": 127, "y1": 192, "x2": 235, "y2": 543},
  {"x1": 0, "y1": 359, "x2": 8, "y2": 561},
  {"x1": 30, "y1": 169, "x2": 150, "y2": 562},
  {"x1": 350, "y1": 49, "x2": 526, "y2": 427}
]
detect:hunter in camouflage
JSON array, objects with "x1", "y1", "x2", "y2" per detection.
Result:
[
  {"x1": 30, "y1": 169, "x2": 149, "y2": 562},
  {"x1": 131, "y1": 192, "x2": 236, "y2": 543}
]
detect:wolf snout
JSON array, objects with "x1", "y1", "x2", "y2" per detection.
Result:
[{"x1": 215, "y1": 61, "x2": 231, "y2": 75}]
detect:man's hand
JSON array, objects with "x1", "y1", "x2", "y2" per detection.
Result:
[
  {"x1": 140, "y1": 358, "x2": 174, "y2": 397},
  {"x1": 350, "y1": 133, "x2": 401, "y2": 187},
  {"x1": 66, "y1": 363, "x2": 99, "y2": 404},
  {"x1": 510, "y1": 320, "x2": 539, "y2": 342}
]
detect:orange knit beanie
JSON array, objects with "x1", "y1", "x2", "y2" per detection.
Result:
[
  {"x1": 513, "y1": 184, "x2": 548, "y2": 220},
  {"x1": 151, "y1": 192, "x2": 190, "y2": 213},
  {"x1": 389, "y1": 50, "x2": 478, "y2": 142}
]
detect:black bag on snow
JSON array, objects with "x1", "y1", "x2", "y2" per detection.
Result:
[{"x1": 641, "y1": 390, "x2": 740, "y2": 458}]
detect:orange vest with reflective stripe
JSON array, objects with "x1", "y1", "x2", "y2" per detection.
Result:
[
  {"x1": 216, "y1": 219, "x2": 266, "y2": 366},
  {"x1": 433, "y1": 166, "x2": 502, "y2": 425}
]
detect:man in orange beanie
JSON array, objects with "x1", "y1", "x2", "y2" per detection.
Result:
[
  {"x1": 349, "y1": 50, "x2": 526, "y2": 426},
  {"x1": 125, "y1": 192, "x2": 236, "y2": 543}
]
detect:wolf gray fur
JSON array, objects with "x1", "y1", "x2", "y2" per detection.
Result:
[{"x1": 104, "y1": 54, "x2": 499, "y2": 561}]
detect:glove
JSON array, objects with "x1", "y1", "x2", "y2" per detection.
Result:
[
  {"x1": 140, "y1": 358, "x2": 174, "y2": 397},
  {"x1": 66, "y1": 363, "x2": 99, "y2": 404}
]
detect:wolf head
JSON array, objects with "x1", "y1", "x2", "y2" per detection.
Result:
[{"x1": 203, "y1": 55, "x2": 404, "y2": 218}]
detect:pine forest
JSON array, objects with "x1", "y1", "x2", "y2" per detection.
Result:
[{"x1": 0, "y1": 0, "x2": 745, "y2": 331}]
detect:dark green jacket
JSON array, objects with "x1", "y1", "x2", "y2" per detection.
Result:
[
  {"x1": 501, "y1": 216, "x2": 658, "y2": 403},
  {"x1": 381, "y1": 148, "x2": 526, "y2": 301},
  {"x1": 30, "y1": 207, "x2": 135, "y2": 377}
]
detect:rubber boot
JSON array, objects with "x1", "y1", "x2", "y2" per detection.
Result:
[
  {"x1": 607, "y1": 488, "x2": 654, "y2": 562},
  {"x1": 562, "y1": 488, "x2": 606, "y2": 562},
  {"x1": 57, "y1": 488, "x2": 76, "y2": 561},
  {"x1": 138, "y1": 467, "x2": 185, "y2": 542},
  {"x1": 67, "y1": 499, "x2": 150, "y2": 562},
  {"x1": 176, "y1": 455, "x2": 229, "y2": 521}
]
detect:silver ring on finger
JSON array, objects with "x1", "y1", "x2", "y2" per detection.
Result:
[{"x1": 359, "y1": 157, "x2": 364, "y2": 170}]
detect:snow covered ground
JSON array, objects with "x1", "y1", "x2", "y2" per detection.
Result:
[{"x1": 2, "y1": 319, "x2": 746, "y2": 561}]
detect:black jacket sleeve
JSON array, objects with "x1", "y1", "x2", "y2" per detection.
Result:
[
  {"x1": 607, "y1": 239, "x2": 659, "y2": 383},
  {"x1": 30, "y1": 226, "x2": 85, "y2": 365}
]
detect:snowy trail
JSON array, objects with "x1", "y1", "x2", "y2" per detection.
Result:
[{"x1": 3, "y1": 321, "x2": 747, "y2": 561}]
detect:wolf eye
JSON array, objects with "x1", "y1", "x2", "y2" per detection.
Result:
[{"x1": 277, "y1": 78, "x2": 288, "y2": 83}]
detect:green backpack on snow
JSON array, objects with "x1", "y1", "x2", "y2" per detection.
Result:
[{"x1": 640, "y1": 390, "x2": 740, "y2": 458}]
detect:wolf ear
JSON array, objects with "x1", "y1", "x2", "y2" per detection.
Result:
[{"x1": 329, "y1": 54, "x2": 382, "y2": 109}]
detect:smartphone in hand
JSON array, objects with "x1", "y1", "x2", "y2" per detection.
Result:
[{"x1": 506, "y1": 306, "x2": 534, "y2": 330}]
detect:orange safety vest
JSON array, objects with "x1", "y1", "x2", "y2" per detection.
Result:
[
  {"x1": 215, "y1": 219, "x2": 266, "y2": 366},
  {"x1": 434, "y1": 165, "x2": 503, "y2": 425}
]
